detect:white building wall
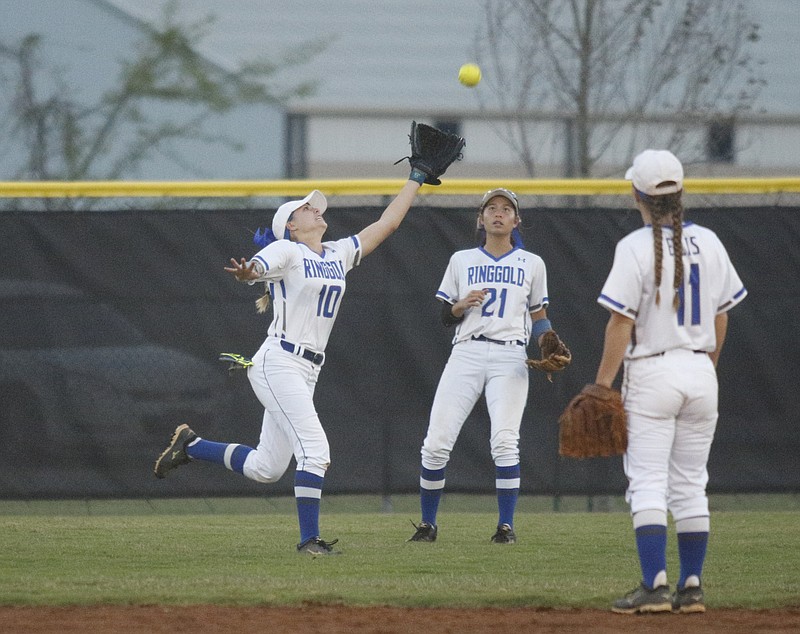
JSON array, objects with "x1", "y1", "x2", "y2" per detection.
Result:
[
  {"x1": 304, "y1": 116, "x2": 800, "y2": 179},
  {"x1": 0, "y1": 0, "x2": 285, "y2": 181},
  {"x1": 3, "y1": 0, "x2": 799, "y2": 181},
  {"x1": 106, "y1": 0, "x2": 798, "y2": 178}
]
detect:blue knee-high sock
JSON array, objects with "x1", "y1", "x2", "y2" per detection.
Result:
[
  {"x1": 295, "y1": 471, "x2": 324, "y2": 543},
  {"x1": 419, "y1": 466, "x2": 445, "y2": 525},
  {"x1": 635, "y1": 524, "x2": 668, "y2": 588},
  {"x1": 185, "y1": 438, "x2": 253, "y2": 474},
  {"x1": 496, "y1": 464, "x2": 520, "y2": 527},
  {"x1": 677, "y1": 532, "x2": 708, "y2": 587}
]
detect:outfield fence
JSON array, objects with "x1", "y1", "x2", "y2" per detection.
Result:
[{"x1": 0, "y1": 179, "x2": 797, "y2": 499}]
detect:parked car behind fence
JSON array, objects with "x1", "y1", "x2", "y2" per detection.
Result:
[{"x1": 0, "y1": 279, "x2": 228, "y2": 498}]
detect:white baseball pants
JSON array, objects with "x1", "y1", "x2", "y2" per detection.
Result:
[
  {"x1": 422, "y1": 339, "x2": 529, "y2": 470},
  {"x1": 242, "y1": 338, "x2": 330, "y2": 482},
  {"x1": 622, "y1": 349, "x2": 718, "y2": 522}
]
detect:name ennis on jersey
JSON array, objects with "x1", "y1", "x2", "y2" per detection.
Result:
[
  {"x1": 436, "y1": 246, "x2": 548, "y2": 345},
  {"x1": 251, "y1": 236, "x2": 361, "y2": 353},
  {"x1": 598, "y1": 222, "x2": 747, "y2": 358}
]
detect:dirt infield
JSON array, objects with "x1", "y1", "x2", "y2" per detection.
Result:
[{"x1": 2, "y1": 605, "x2": 800, "y2": 633}]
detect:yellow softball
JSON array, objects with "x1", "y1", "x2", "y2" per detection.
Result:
[{"x1": 458, "y1": 63, "x2": 481, "y2": 87}]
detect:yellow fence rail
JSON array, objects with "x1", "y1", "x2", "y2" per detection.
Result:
[{"x1": 1, "y1": 178, "x2": 799, "y2": 198}]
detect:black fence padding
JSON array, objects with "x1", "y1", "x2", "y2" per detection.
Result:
[{"x1": 0, "y1": 205, "x2": 796, "y2": 499}]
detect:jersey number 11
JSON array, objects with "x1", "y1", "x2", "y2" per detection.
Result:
[{"x1": 677, "y1": 263, "x2": 700, "y2": 326}]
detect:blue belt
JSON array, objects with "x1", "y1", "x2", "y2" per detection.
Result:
[
  {"x1": 472, "y1": 334, "x2": 525, "y2": 347},
  {"x1": 280, "y1": 340, "x2": 325, "y2": 365}
]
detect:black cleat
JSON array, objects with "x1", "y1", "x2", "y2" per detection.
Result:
[
  {"x1": 407, "y1": 520, "x2": 438, "y2": 542},
  {"x1": 154, "y1": 424, "x2": 197, "y2": 479},
  {"x1": 612, "y1": 582, "x2": 672, "y2": 614},
  {"x1": 297, "y1": 536, "x2": 340, "y2": 556},
  {"x1": 490, "y1": 523, "x2": 517, "y2": 544},
  {"x1": 672, "y1": 584, "x2": 705, "y2": 614}
]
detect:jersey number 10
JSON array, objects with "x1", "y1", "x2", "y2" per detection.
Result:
[{"x1": 317, "y1": 284, "x2": 343, "y2": 318}]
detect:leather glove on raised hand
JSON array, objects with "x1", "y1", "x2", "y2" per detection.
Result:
[{"x1": 399, "y1": 121, "x2": 465, "y2": 185}]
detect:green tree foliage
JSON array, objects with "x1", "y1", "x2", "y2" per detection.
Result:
[{"x1": 0, "y1": 2, "x2": 322, "y2": 207}]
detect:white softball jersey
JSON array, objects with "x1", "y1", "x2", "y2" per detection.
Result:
[
  {"x1": 436, "y1": 246, "x2": 549, "y2": 344},
  {"x1": 598, "y1": 221, "x2": 747, "y2": 358},
  {"x1": 251, "y1": 236, "x2": 362, "y2": 353}
]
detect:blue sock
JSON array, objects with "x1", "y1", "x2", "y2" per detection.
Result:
[
  {"x1": 185, "y1": 439, "x2": 253, "y2": 474},
  {"x1": 677, "y1": 532, "x2": 708, "y2": 587},
  {"x1": 635, "y1": 524, "x2": 668, "y2": 588},
  {"x1": 295, "y1": 471, "x2": 324, "y2": 543},
  {"x1": 496, "y1": 464, "x2": 520, "y2": 527},
  {"x1": 419, "y1": 466, "x2": 445, "y2": 525}
]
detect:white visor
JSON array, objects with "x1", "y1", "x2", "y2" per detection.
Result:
[{"x1": 271, "y1": 190, "x2": 328, "y2": 240}]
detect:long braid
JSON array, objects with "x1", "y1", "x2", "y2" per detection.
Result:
[
  {"x1": 646, "y1": 191, "x2": 684, "y2": 309},
  {"x1": 670, "y1": 205, "x2": 684, "y2": 310},
  {"x1": 652, "y1": 222, "x2": 664, "y2": 306}
]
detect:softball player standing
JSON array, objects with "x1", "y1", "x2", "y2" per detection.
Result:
[
  {"x1": 594, "y1": 150, "x2": 747, "y2": 613},
  {"x1": 408, "y1": 188, "x2": 568, "y2": 544},
  {"x1": 155, "y1": 174, "x2": 423, "y2": 555}
]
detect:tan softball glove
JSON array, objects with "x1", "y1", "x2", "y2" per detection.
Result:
[
  {"x1": 526, "y1": 330, "x2": 572, "y2": 381},
  {"x1": 558, "y1": 383, "x2": 627, "y2": 458}
]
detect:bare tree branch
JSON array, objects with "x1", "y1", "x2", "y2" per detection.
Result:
[{"x1": 477, "y1": 0, "x2": 764, "y2": 176}]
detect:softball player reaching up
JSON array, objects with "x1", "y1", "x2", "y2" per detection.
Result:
[
  {"x1": 408, "y1": 188, "x2": 569, "y2": 544},
  {"x1": 154, "y1": 170, "x2": 426, "y2": 555},
  {"x1": 595, "y1": 150, "x2": 747, "y2": 613}
]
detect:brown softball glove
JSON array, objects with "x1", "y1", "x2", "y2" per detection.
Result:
[
  {"x1": 526, "y1": 330, "x2": 572, "y2": 381},
  {"x1": 558, "y1": 383, "x2": 627, "y2": 458}
]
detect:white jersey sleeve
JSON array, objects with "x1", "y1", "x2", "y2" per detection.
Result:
[
  {"x1": 598, "y1": 222, "x2": 746, "y2": 358},
  {"x1": 436, "y1": 246, "x2": 548, "y2": 345},
  {"x1": 249, "y1": 236, "x2": 362, "y2": 352}
]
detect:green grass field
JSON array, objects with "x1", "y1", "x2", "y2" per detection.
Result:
[{"x1": 1, "y1": 495, "x2": 798, "y2": 609}]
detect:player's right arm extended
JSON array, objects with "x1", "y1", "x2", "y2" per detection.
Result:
[{"x1": 224, "y1": 257, "x2": 263, "y2": 283}]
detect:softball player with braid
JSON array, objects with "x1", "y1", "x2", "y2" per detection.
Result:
[
  {"x1": 154, "y1": 166, "x2": 429, "y2": 555},
  {"x1": 595, "y1": 150, "x2": 747, "y2": 613},
  {"x1": 408, "y1": 188, "x2": 569, "y2": 544}
]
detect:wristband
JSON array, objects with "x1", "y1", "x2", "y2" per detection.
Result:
[
  {"x1": 441, "y1": 302, "x2": 464, "y2": 327},
  {"x1": 409, "y1": 167, "x2": 428, "y2": 185},
  {"x1": 532, "y1": 318, "x2": 552, "y2": 342}
]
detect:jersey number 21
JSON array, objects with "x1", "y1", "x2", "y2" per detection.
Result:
[{"x1": 481, "y1": 288, "x2": 507, "y2": 318}]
